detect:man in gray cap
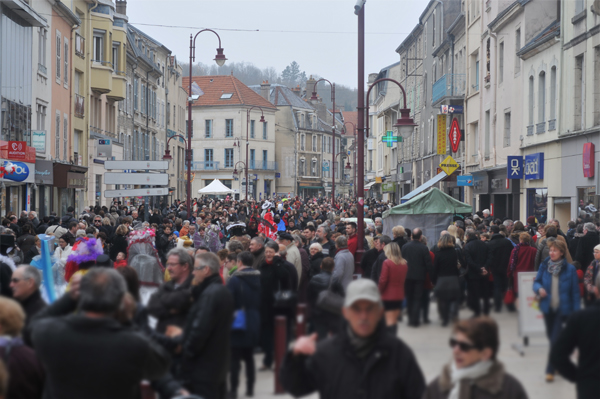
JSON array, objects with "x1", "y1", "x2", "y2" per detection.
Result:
[{"x1": 281, "y1": 279, "x2": 426, "y2": 399}]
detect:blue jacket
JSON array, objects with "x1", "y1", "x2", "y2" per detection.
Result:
[{"x1": 533, "y1": 257, "x2": 580, "y2": 316}]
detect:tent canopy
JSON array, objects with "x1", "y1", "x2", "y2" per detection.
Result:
[
  {"x1": 197, "y1": 179, "x2": 234, "y2": 194},
  {"x1": 384, "y1": 187, "x2": 472, "y2": 217}
]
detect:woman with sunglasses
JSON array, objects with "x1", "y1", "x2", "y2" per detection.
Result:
[{"x1": 423, "y1": 317, "x2": 528, "y2": 399}]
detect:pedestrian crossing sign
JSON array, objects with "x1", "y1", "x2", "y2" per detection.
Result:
[{"x1": 439, "y1": 156, "x2": 459, "y2": 175}]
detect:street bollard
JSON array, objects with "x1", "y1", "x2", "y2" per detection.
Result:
[
  {"x1": 274, "y1": 315, "x2": 287, "y2": 395},
  {"x1": 296, "y1": 303, "x2": 307, "y2": 338}
]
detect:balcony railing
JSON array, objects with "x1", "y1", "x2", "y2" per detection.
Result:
[
  {"x1": 251, "y1": 161, "x2": 278, "y2": 170},
  {"x1": 536, "y1": 122, "x2": 546, "y2": 134},
  {"x1": 548, "y1": 119, "x2": 556, "y2": 131},
  {"x1": 75, "y1": 94, "x2": 85, "y2": 118},
  {"x1": 75, "y1": 33, "x2": 85, "y2": 58},
  {"x1": 191, "y1": 161, "x2": 220, "y2": 171},
  {"x1": 527, "y1": 125, "x2": 534, "y2": 136},
  {"x1": 37, "y1": 63, "x2": 47, "y2": 75},
  {"x1": 432, "y1": 74, "x2": 466, "y2": 104}
]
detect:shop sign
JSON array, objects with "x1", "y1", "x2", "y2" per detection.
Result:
[
  {"x1": 507, "y1": 156, "x2": 523, "y2": 179},
  {"x1": 7, "y1": 141, "x2": 27, "y2": 160},
  {"x1": 439, "y1": 155, "x2": 459, "y2": 175},
  {"x1": 382, "y1": 182, "x2": 396, "y2": 192},
  {"x1": 375, "y1": 176, "x2": 382, "y2": 183},
  {"x1": 524, "y1": 153, "x2": 544, "y2": 180},
  {"x1": 457, "y1": 175, "x2": 474, "y2": 186},
  {"x1": 583, "y1": 142, "x2": 595, "y2": 178},
  {"x1": 322, "y1": 161, "x2": 330, "y2": 172},
  {"x1": 440, "y1": 105, "x2": 464, "y2": 114},
  {"x1": 449, "y1": 118, "x2": 461, "y2": 153},
  {"x1": 67, "y1": 172, "x2": 86, "y2": 188},
  {"x1": 35, "y1": 160, "x2": 54, "y2": 185},
  {"x1": 436, "y1": 114, "x2": 447, "y2": 155},
  {"x1": 32, "y1": 131, "x2": 46, "y2": 153},
  {"x1": 97, "y1": 139, "x2": 112, "y2": 158},
  {"x1": 2, "y1": 161, "x2": 30, "y2": 182}
]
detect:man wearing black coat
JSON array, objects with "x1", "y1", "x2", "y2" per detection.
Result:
[
  {"x1": 170, "y1": 252, "x2": 233, "y2": 399},
  {"x1": 282, "y1": 279, "x2": 426, "y2": 399},
  {"x1": 464, "y1": 230, "x2": 491, "y2": 316},
  {"x1": 306, "y1": 257, "x2": 343, "y2": 339},
  {"x1": 575, "y1": 223, "x2": 599, "y2": 271},
  {"x1": 9, "y1": 265, "x2": 47, "y2": 345},
  {"x1": 369, "y1": 235, "x2": 392, "y2": 283},
  {"x1": 485, "y1": 226, "x2": 515, "y2": 312},
  {"x1": 551, "y1": 276, "x2": 600, "y2": 399},
  {"x1": 402, "y1": 229, "x2": 433, "y2": 327},
  {"x1": 29, "y1": 268, "x2": 170, "y2": 399}
]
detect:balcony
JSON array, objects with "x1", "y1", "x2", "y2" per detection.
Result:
[
  {"x1": 106, "y1": 73, "x2": 126, "y2": 102},
  {"x1": 75, "y1": 34, "x2": 85, "y2": 59},
  {"x1": 536, "y1": 122, "x2": 546, "y2": 134},
  {"x1": 432, "y1": 74, "x2": 466, "y2": 105},
  {"x1": 250, "y1": 161, "x2": 278, "y2": 171},
  {"x1": 91, "y1": 61, "x2": 112, "y2": 94},
  {"x1": 191, "y1": 161, "x2": 220, "y2": 171},
  {"x1": 527, "y1": 125, "x2": 534, "y2": 136},
  {"x1": 75, "y1": 94, "x2": 85, "y2": 118},
  {"x1": 548, "y1": 119, "x2": 556, "y2": 131},
  {"x1": 37, "y1": 63, "x2": 47, "y2": 75}
]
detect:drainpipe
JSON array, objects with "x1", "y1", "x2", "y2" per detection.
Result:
[
  {"x1": 490, "y1": 31, "x2": 498, "y2": 167},
  {"x1": 144, "y1": 69, "x2": 150, "y2": 221}
]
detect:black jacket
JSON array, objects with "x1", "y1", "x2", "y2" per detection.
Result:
[
  {"x1": 147, "y1": 275, "x2": 194, "y2": 334},
  {"x1": 227, "y1": 269, "x2": 261, "y2": 348},
  {"x1": 393, "y1": 236, "x2": 407, "y2": 249},
  {"x1": 306, "y1": 271, "x2": 343, "y2": 321},
  {"x1": 360, "y1": 247, "x2": 381, "y2": 282},
  {"x1": 61, "y1": 231, "x2": 76, "y2": 246},
  {"x1": 402, "y1": 240, "x2": 433, "y2": 281},
  {"x1": 251, "y1": 247, "x2": 265, "y2": 270},
  {"x1": 551, "y1": 301, "x2": 600, "y2": 399},
  {"x1": 29, "y1": 295, "x2": 170, "y2": 399},
  {"x1": 463, "y1": 237, "x2": 489, "y2": 279},
  {"x1": 0, "y1": 338, "x2": 45, "y2": 399},
  {"x1": 576, "y1": 231, "x2": 599, "y2": 269},
  {"x1": 281, "y1": 322, "x2": 426, "y2": 399},
  {"x1": 309, "y1": 252, "x2": 325, "y2": 279},
  {"x1": 109, "y1": 233, "x2": 129, "y2": 261},
  {"x1": 486, "y1": 234, "x2": 515, "y2": 275},
  {"x1": 18, "y1": 289, "x2": 47, "y2": 345},
  {"x1": 370, "y1": 251, "x2": 388, "y2": 283},
  {"x1": 176, "y1": 273, "x2": 233, "y2": 395},
  {"x1": 432, "y1": 247, "x2": 459, "y2": 283},
  {"x1": 258, "y1": 257, "x2": 292, "y2": 327}
]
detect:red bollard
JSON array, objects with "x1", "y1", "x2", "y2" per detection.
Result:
[
  {"x1": 296, "y1": 303, "x2": 307, "y2": 338},
  {"x1": 140, "y1": 381, "x2": 156, "y2": 399},
  {"x1": 274, "y1": 315, "x2": 287, "y2": 395}
]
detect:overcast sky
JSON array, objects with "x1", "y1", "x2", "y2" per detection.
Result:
[{"x1": 126, "y1": 0, "x2": 426, "y2": 89}]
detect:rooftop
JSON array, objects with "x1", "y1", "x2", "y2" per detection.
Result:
[{"x1": 183, "y1": 75, "x2": 277, "y2": 109}]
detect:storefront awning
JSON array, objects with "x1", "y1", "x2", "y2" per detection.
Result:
[
  {"x1": 299, "y1": 186, "x2": 323, "y2": 189},
  {"x1": 400, "y1": 171, "x2": 447, "y2": 203},
  {"x1": 364, "y1": 181, "x2": 377, "y2": 191}
]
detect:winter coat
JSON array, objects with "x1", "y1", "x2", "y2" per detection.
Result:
[
  {"x1": 403, "y1": 240, "x2": 434, "y2": 281},
  {"x1": 508, "y1": 243, "x2": 537, "y2": 293},
  {"x1": 432, "y1": 246, "x2": 459, "y2": 283},
  {"x1": 551, "y1": 301, "x2": 600, "y2": 399},
  {"x1": 485, "y1": 234, "x2": 514, "y2": 275},
  {"x1": 306, "y1": 271, "x2": 344, "y2": 320},
  {"x1": 347, "y1": 233, "x2": 358, "y2": 257},
  {"x1": 423, "y1": 361, "x2": 528, "y2": 399},
  {"x1": 575, "y1": 231, "x2": 599, "y2": 272},
  {"x1": 258, "y1": 257, "x2": 291, "y2": 328},
  {"x1": 17, "y1": 233, "x2": 36, "y2": 255},
  {"x1": 533, "y1": 257, "x2": 580, "y2": 316},
  {"x1": 109, "y1": 233, "x2": 129, "y2": 261},
  {"x1": 360, "y1": 247, "x2": 381, "y2": 282},
  {"x1": 251, "y1": 246, "x2": 265, "y2": 270},
  {"x1": 319, "y1": 239, "x2": 336, "y2": 258},
  {"x1": 146, "y1": 274, "x2": 194, "y2": 333},
  {"x1": 378, "y1": 259, "x2": 408, "y2": 301},
  {"x1": 298, "y1": 247, "x2": 311, "y2": 301},
  {"x1": 309, "y1": 252, "x2": 325, "y2": 279},
  {"x1": 285, "y1": 243, "x2": 303, "y2": 287},
  {"x1": 176, "y1": 273, "x2": 233, "y2": 395},
  {"x1": 227, "y1": 269, "x2": 261, "y2": 348},
  {"x1": 392, "y1": 236, "x2": 407, "y2": 249},
  {"x1": 332, "y1": 248, "x2": 354, "y2": 290},
  {"x1": 0, "y1": 337, "x2": 45, "y2": 399},
  {"x1": 29, "y1": 295, "x2": 169, "y2": 399},
  {"x1": 281, "y1": 322, "x2": 426, "y2": 399},
  {"x1": 17, "y1": 289, "x2": 47, "y2": 345},
  {"x1": 464, "y1": 237, "x2": 489, "y2": 279}
]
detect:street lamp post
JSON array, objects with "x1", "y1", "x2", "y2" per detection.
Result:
[
  {"x1": 245, "y1": 107, "x2": 266, "y2": 201},
  {"x1": 163, "y1": 135, "x2": 188, "y2": 201},
  {"x1": 355, "y1": 3, "x2": 366, "y2": 270},
  {"x1": 232, "y1": 161, "x2": 247, "y2": 200},
  {"x1": 343, "y1": 121, "x2": 357, "y2": 197},
  {"x1": 187, "y1": 29, "x2": 226, "y2": 217},
  {"x1": 334, "y1": 152, "x2": 352, "y2": 197},
  {"x1": 310, "y1": 79, "x2": 336, "y2": 207}
]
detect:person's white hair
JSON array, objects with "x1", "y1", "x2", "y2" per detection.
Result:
[{"x1": 309, "y1": 242, "x2": 323, "y2": 252}]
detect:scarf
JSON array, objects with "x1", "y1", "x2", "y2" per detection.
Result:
[
  {"x1": 508, "y1": 243, "x2": 525, "y2": 275},
  {"x1": 449, "y1": 360, "x2": 493, "y2": 399},
  {"x1": 346, "y1": 325, "x2": 377, "y2": 360},
  {"x1": 547, "y1": 258, "x2": 564, "y2": 276}
]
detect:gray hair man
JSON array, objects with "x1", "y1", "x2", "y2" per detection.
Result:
[
  {"x1": 9, "y1": 265, "x2": 46, "y2": 343},
  {"x1": 575, "y1": 222, "x2": 600, "y2": 275},
  {"x1": 332, "y1": 236, "x2": 354, "y2": 290},
  {"x1": 281, "y1": 278, "x2": 426, "y2": 398}
]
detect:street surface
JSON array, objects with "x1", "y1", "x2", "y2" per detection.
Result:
[{"x1": 249, "y1": 304, "x2": 576, "y2": 399}]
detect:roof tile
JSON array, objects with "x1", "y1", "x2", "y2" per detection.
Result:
[{"x1": 182, "y1": 75, "x2": 276, "y2": 109}]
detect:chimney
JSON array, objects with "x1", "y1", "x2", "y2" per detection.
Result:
[
  {"x1": 116, "y1": 0, "x2": 127, "y2": 15},
  {"x1": 260, "y1": 80, "x2": 271, "y2": 101},
  {"x1": 306, "y1": 75, "x2": 317, "y2": 103},
  {"x1": 291, "y1": 85, "x2": 301, "y2": 96}
]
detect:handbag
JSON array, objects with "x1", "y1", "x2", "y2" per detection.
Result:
[
  {"x1": 433, "y1": 276, "x2": 461, "y2": 300},
  {"x1": 274, "y1": 281, "x2": 296, "y2": 309},
  {"x1": 231, "y1": 279, "x2": 247, "y2": 330},
  {"x1": 504, "y1": 287, "x2": 515, "y2": 305},
  {"x1": 317, "y1": 276, "x2": 344, "y2": 315}
]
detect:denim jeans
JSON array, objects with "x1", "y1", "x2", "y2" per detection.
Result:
[{"x1": 543, "y1": 309, "x2": 565, "y2": 375}]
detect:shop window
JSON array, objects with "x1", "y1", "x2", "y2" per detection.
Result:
[{"x1": 527, "y1": 188, "x2": 548, "y2": 224}]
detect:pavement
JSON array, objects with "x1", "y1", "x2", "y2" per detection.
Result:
[{"x1": 246, "y1": 303, "x2": 578, "y2": 399}]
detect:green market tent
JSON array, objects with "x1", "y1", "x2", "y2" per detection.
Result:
[{"x1": 383, "y1": 187, "x2": 472, "y2": 248}]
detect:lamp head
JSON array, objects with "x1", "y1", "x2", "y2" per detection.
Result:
[
  {"x1": 214, "y1": 48, "x2": 227, "y2": 67},
  {"x1": 345, "y1": 161, "x2": 352, "y2": 170},
  {"x1": 233, "y1": 168, "x2": 238, "y2": 176},
  {"x1": 310, "y1": 91, "x2": 319, "y2": 101},
  {"x1": 393, "y1": 108, "x2": 417, "y2": 137},
  {"x1": 259, "y1": 115, "x2": 266, "y2": 123},
  {"x1": 162, "y1": 149, "x2": 173, "y2": 161}
]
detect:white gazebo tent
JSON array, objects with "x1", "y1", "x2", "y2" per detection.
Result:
[{"x1": 197, "y1": 179, "x2": 234, "y2": 195}]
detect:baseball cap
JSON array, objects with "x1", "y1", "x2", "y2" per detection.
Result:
[{"x1": 343, "y1": 279, "x2": 382, "y2": 308}]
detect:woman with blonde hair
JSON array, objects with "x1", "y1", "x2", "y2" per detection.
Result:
[{"x1": 378, "y1": 242, "x2": 408, "y2": 334}]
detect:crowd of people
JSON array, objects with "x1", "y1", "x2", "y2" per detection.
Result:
[{"x1": 0, "y1": 198, "x2": 598, "y2": 399}]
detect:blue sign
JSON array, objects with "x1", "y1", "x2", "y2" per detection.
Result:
[
  {"x1": 3, "y1": 161, "x2": 30, "y2": 182},
  {"x1": 441, "y1": 105, "x2": 464, "y2": 114},
  {"x1": 524, "y1": 153, "x2": 544, "y2": 180},
  {"x1": 322, "y1": 161, "x2": 330, "y2": 172},
  {"x1": 98, "y1": 139, "x2": 111, "y2": 145},
  {"x1": 507, "y1": 156, "x2": 523, "y2": 179},
  {"x1": 457, "y1": 175, "x2": 474, "y2": 186},
  {"x1": 275, "y1": 173, "x2": 281, "y2": 178}
]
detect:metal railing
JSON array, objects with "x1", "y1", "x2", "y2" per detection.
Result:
[
  {"x1": 251, "y1": 161, "x2": 278, "y2": 170},
  {"x1": 536, "y1": 122, "x2": 546, "y2": 134},
  {"x1": 526, "y1": 125, "x2": 534, "y2": 136},
  {"x1": 191, "y1": 161, "x2": 220, "y2": 171},
  {"x1": 548, "y1": 119, "x2": 556, "y2": 131},
  {"x1": 75, "y1": 34, "x2": 85, "y2": 58},
  {"x1": 75, "y1": 94, "x2": 85, "y2": 118},
  {"x1": 432, "y1": 74, "x2": 466, "y2": 104},
  {"x1": 37, "y1": 63, "x2": 47, "y2": 75}
]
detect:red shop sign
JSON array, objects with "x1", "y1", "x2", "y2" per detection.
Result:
[
  {"x1": 7, "y1": 141, "x2": 27, "y2": 160},
  {"x1": 583, "y1": 142, "x2": 595, "y2": 178},
  {"x1": 449, "y1": 118, "x2": 461, "y2": 153}
]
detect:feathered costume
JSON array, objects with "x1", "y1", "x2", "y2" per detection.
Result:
[
  {"x1": 258, "y1": 202, "x2": 278, "y2": 240},
  {"x1": 64, "y1": 237, "x2": 104, "y2": 283}
]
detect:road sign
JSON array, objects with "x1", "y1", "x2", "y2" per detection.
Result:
[
  {"x1": 449, "y1": 118, "x2": 461, "y2": 153},
  {"x1": 104, "y1": 160, "x2": 169, "y2": 170},
  {"x1": 104, "y1": 172, "x2": 169, "y2": 185},
  {"x1": 439, "y1": 155, "x2": 459, "y2": 175},
  {"x1": 104, "y1": 187, "x2": 170, "y2": 198}
]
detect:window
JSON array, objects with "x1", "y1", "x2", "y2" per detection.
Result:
[
  {"x1": 378, "y1": 143, "x2": 383, "y2": 169},
  {"x1": 55, "y1": 111, "x2": 60, "y2": 159},
  {"x1": 93, "y1": 30, "x2": 104, "y2": 62},
  {"x1": 575, "y1": 0, "x2": 585, "y2": 13},
  {"x1": 262, "y1": 121, "x2": 267, "y2": 140},
  {"x1": 301, "y1": 134, "x2": 305, "y2": 151},
  {"x1": 514, "y1": 29, "x2": 521, "y2": 75},
  {"x1": 574, "y1": 55, "x2": 584, "y2": 130},
  {"x1": 484, "y1": 110, "x2": 490, "y2": 158},
  {"x1": 141, "y1": 83, "x2": 146, "y2": 114},
  {"x1": 250, "y1": 120, "x2": 255, "y2": 138},
  {"x1": 550, "y1": 66, "x2": 557, "y2": 123},
  {"x1": 112, "y1": 42, "x2": 119, "y2": 70},
  {"x1": 63, "y1": 113, "x2": 68, "y2": 161},
  {"x1": 205, "y1": 119, "x2": 212, "y2": 138},
  {"x1": 498, "y1": 42, "x2": 504, "y2": 84},
  {"x1": 38, "y1": 28, "x2": 47, "y2": 72},
  {"x1": 312, "y1": 159, "x2": 317, "y2": 176},
  {"x1": 205, "y1": 149, "x2": 213, "y2": 166},
  {"x1": 262, "y1": 150, "x2": 267, "y2": 169},
  {"x1": 538, "y1": 71, "x2": 546, "y2": 124},
  {"x1": 528, "y1": 76, "x2": 535, "y2": 127},
  {"x1": 595, "y1": 48, "x2": 600, "y2": 127},
  {"x1": 432, "y1": 12, "x2": 436, "y2": 48},
  {"x1": 504, "y1": 112, "x2": 511, "y2": 147},
  {"x1": 220, "y1": 93, "x2": 233, "y2": 99},
  {"x1": 250, "y1": 149, "x2": 255, "y2": 169},
  {"x1": 312, "y1": 135, "x2": 317, "y2": 151},
  {"x1": 36, "y1": 104, "x2": 46, "y2": 132},
  {"x1": 224, "y1": 148, "x2": 234, "y2": 168},
  {"x1": 300, "y1": 159, "x2": 305, "y2": 175},
  {"x1": 134, "y1": 78, "x2": 138, "y2": 111},
  {"x1": 56, "y1": 31, "x2": 61, "y2": 81},
  {"x1": 225, "y1": 119, "x2": 233, "y2": 137}
]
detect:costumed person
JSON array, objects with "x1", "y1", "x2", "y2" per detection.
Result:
[
  {"x1": 258, "y1": 201, "x2": 278, "y2": 241},
  {"x1": 63, "y1": 237, "x2": 104, "y2": 283},
  {"x1": 129, "y1": 254, "x2": 164, "y2": 305},
  {"x1": 227, "y1": 222, "x2": 247, "y2": 240},
  {"x1": 206, "y1": 223, "x2": 224, "y2": 253}
]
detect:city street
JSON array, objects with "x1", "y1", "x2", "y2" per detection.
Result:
[{"x1": 252, "y1": 304, "x2": 576, "y2": 399}]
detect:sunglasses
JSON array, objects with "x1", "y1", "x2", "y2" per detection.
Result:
[{"x1": 449, "y1": 338, "x2": 477, "y2": 352}]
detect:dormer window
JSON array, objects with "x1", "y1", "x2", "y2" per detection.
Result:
[{"x1": 220, "y1": 93, "x2": 233, "y2": 99}]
